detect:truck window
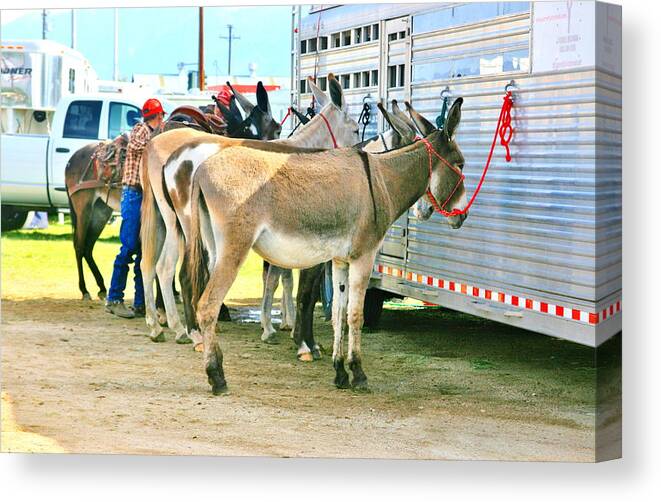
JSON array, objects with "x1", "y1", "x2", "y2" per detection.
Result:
[
  {"x1": 62, "y1": 100, "x2": 102, "y2": 139},
  {"x1": 108, "y1": 102, "x2": 141, "y2": 139}
]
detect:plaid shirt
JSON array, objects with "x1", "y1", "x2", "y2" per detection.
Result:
[{"x1": 121, "y1": 121, "x2": 153, "y2": 187}]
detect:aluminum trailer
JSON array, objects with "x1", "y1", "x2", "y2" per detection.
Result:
[{"x1": 293, "y1": 2, "x2": 621, "y2": 347}]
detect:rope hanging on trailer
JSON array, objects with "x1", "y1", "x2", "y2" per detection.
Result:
[{"x1": 423, "y1": 90, "x2": 515, "y2": 217}]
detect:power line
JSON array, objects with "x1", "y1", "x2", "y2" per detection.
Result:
[{"x1": 219, "y1": 24, "x2": 240, "y2": 76}]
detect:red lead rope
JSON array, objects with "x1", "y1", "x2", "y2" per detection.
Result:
[
  {"x1": 423, "y1": 91, "x2": 514, "y2": 217},
  {"x1": 280, "y1": 107, "x2": 292, "y2": 126}
]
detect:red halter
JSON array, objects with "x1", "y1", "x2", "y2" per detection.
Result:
[
  {"x1": 421, "y1": 91, "x2": 514, "y2": 217},
  {"x1": 318, "y1": 111, "x2": 339, "y2": 148}
]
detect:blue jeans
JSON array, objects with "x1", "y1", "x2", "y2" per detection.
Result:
[{"x1": 107, "y1": 186, "x2": 144, "y2": 307}]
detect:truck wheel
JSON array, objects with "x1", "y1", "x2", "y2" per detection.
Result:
[
  {"x1": 1, "y1": 207, "x2": 29, "y2": 232},
  {"x1": 363, "y1": 288, "x2": 386, "y2": 329}
]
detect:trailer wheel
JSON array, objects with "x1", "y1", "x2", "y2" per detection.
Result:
[
  {"x1": 363, "y1": 288, "x2": 386, "y2": 328},
  {"x1": 1, "y1": 206, "x2": 29, "y2": 232}
]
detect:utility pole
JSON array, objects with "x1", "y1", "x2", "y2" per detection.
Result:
[
  {"x1": 220, "y1": 24, "x2": 240, "y2": 76},
  {"x1": 199, "y1": 7, "x2": 205, "y2": 91},
  {"x1": 41, "y1": 10, "x2": 48, "y2": 40},
  {"x1": 113, "y1": 9, "x2": 119, "y2": 81},
  {"x1": 71, "y1": 9, "x2": 76, "y2": 49}
]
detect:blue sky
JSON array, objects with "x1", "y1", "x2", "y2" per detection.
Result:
[{"x1": 1, "y1": 6, "x2": 293, "y2": 80}]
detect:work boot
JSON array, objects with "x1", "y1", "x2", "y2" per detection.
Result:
[
  {"x1": 131, "y1": 304, "x2": 145, "y2": 318},
  {"x1": 105, "y1": 300, "x2": 135, "y2": 319}
]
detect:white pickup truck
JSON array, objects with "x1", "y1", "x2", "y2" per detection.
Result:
[{"x1": 1, "y1": 93, "x2": 148, "y2": 229}]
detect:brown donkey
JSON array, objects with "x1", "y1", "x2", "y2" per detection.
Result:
[{"x1": 188, "y1": 98, "x2": 467, "y2": 394}]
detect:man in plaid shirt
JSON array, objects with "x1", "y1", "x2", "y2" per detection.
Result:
[{"x1": 106, "y1": 98, "x2": 166, "y2": 318}]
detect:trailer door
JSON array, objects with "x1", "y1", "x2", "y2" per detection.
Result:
[{"x1": 377, "y1": 16, "x2": 411, "y2": 261}]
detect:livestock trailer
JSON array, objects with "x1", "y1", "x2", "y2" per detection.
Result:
[{"x1": 292, "y1": 2, "x2": 622, "y2": 347}]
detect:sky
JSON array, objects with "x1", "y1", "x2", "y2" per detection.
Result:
[{"x1": 0, "y1": 6, "x2": 294, "y2": 80}]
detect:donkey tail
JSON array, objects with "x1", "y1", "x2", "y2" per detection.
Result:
[{"x1": 188, "y1": 176, "x2": 209, "y2": 311}]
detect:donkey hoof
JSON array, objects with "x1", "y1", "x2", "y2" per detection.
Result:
[
  {"x1": 351, "y1": 377, "x2": 370, "y2": 392},
  {"x1": 297, "y1": 351, "x2": 314, "y2": 362},
  {"x1": 97, "y1": 290, "x2": 106, "y2": 300},
  {"x1": 279, "y1": 323, "x2": 293, "y2": 332},
  {"x1": 334, "y1": 374, "x2": 351, "y2": 389},
  {"x1": 312, "y1": 344, "x2": 323, "y2": 360},
  {"x1": 176, "y1": 333, "x2": 192, "y2": 345},
  {"x1": 150, "y1": 332, "x2": 166, "y2": 343},
  {"x1": 261, "y1": 331, "x2": 279, "y2": 344},
  {"x1": 218, "y1": 304, "x2": 232, "y2": 322},
  {"x1": 82, "y1": 293, "x2": 92, "y2": 301},
  {"x1": 157, "y1": 309, "x2": 167, "y2": 326},
  {"x1": 207, "y1": 376, "x2": 228, "y2": 395},
  {"x1": 193, "y1": 343, "x2": 204, "y2": 353},
  {"x1": 174, "y1": 294, "x2": 182, "y2": 305}
]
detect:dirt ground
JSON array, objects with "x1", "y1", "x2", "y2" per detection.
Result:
[{"x1": 0, "y1": 293, "x2": 618, "y2": 461}]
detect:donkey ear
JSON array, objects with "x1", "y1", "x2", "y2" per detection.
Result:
[
  {"x1": 444, "y1": 97, "x2": 463, "y2": 138},
  {"x1": 391, "y1": 100, "x2": 419, "y2": 137},
  {"x1": 378, "y1": 102, "x2": 416, "y2": 144},
  {"x1": 228, "y1": 81, "x2": 255, "y2": 115},
  {"x1": 256, "y1": 81, "x2": 271, "y2": 115},
  {"x1": 327, "y1": 73, "x2": 346, "y2": 110},
  {"x1": 217, "y1": 100, "x2": 241, "y2": 129},
  {"x1": 228, "y1": 96, "x2": 244, "y2": 122},
  {"x1": 308, "y1": 76, "x2": 330, "y2": 108},
  {"x1": 405, "y1": 101, "x2": 436, "y2": 137}
]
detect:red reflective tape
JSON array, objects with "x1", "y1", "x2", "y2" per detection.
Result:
[
  {"x1": 498, "y1": 292, "x2": 505, "y2": 303},
  {"x1": 398, "y1": 269, "x2": 403, "y2": 278},
  {"x1": 427, "y1": 276, "x2": 433, "y2": 286},
  {"x1": 450, "y1": 281, "x2": 456, "y2": 291},
  {"x1": 541, "y1": 302, "x2": 548, "y2": 313},
  {"x1": 525, "y1": 298, "x2": 533, "y2": 309},
  {"x1": 439, "y1": 279, "x2": 445, "y2": 288},
  {"x1": 609, "y1": 305, "x2": 614, "y2": 315},
  {"x1": 556, "y1": 306, "x2": 564, "y2": 317},
  {"x1": 512, "y1": 296, "x2": 519, "y2": 306},
  {"x1": 485, "y1": 290, "x2": 492, "y2": 300},
  {"x1": 572, "y1": 309, "x2": 581, "y2": 321},
  {"x1": 616, "y1": 301, "x2": 621, "y2": 312},
  {"x1": 589, "y1": 313, "x2": 599, "y2": 324},
  {"x1": 472, "y1": 287, "x2": 479, "y2": 297},
  {"x1": 461, "y1": 284, "x2": 467, "y2": 294},
  {"x1": 407, "y1": 272, "x2": 413, "y2": 281}
]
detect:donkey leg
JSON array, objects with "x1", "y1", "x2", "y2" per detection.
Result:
[
  {"x1": 69, "y1": 193, "x2": 93, "y2": 300},
  {"x1": 331, "y1": 260, "x2": 350, "y2": 389},
  {"x1": 346, "y1": 253, "x2": 377, "y2": 390},
  {"x1": 84, "y1": 201, "x2": 113, "y2": 299},
  {"x1": 280, "y1": 268, "x2": 296, "y2": 331},
  {"x1": 293, "y1": 264, "x2": 324, "y2": 362},
  {"x1": 197, "y1": 238, "x2": 253, "y2": 395},
  {"x1": 156, "y1": 232, "x2": 189, "y2": 344},
  {"x1": 260, "y1": 265, "x2": 282, "y2": 343}
]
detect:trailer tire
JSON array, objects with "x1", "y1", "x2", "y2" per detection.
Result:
[
  {"x1": 1, "y1": 206, "x2": 29, "y2": 232},
  {"x1": 363, "y1": 288, "x2": 386, "y2": 329}
]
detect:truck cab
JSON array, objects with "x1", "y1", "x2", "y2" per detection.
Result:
[{"x1": 1, "y1": 93, "x2": 145, "y2": 215}]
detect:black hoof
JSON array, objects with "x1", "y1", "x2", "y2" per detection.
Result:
[
  {"x1": 218, "y1": 303, "x2": 232, "y2": 322},
  {"x1": 97, "y1": 290, "x2": 107, "y2": 300},
  {"x1": 349, "y1": 360, "x2": 369, "y2": 391},
  {"x1": 150, "y1": 332, "x2": 166, "y2": 343},
  {"x1": 312, "y1": 344, "x2": 322, "y2": 360},
  {"x1": 82, "y1": 292, "x2": 92, "y2": 301},
  {"x1": 207, "y1": 376, "x2": 228, "y2": 395},
  {"x1": 351, "y1": 377, "x2": 370, "y2": 392},
  {"x1": 334, "y1": 360, "x2": 350, "y2": 389},
  {"x1": 176, "y1": 333, "x2": 193, "y2": 344}
]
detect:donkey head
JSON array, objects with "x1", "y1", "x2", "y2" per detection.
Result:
[
  {"x1": 228, "y1": 81, "x2": 282, "y2": 140},
  {"x1": 307, "y1": 74, "x2": 360, "y2": 148},
  {"x1": 376, "y1": 100, "x2": 418, "y2": 150},
  {"x1": 407, "y1": 98, "x2": 468, "y2": 229}
]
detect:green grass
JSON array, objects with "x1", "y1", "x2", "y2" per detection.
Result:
[{"x1": 1, "y1": 214, "x2": 274, "y2": 302}]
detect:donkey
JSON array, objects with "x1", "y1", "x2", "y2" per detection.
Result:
[
  {"x1": 187, "y1": 97, "x2": 467, "y2": 394},
  {"x1": 262, "y1": 99, "x2": 420, "y2": 361},
  {"x1": 64, "y1": 87, "x2": 271, "y2": 302},
  {"x1": 140, "y1": 76, "x2": 360, "y2": 346}
]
